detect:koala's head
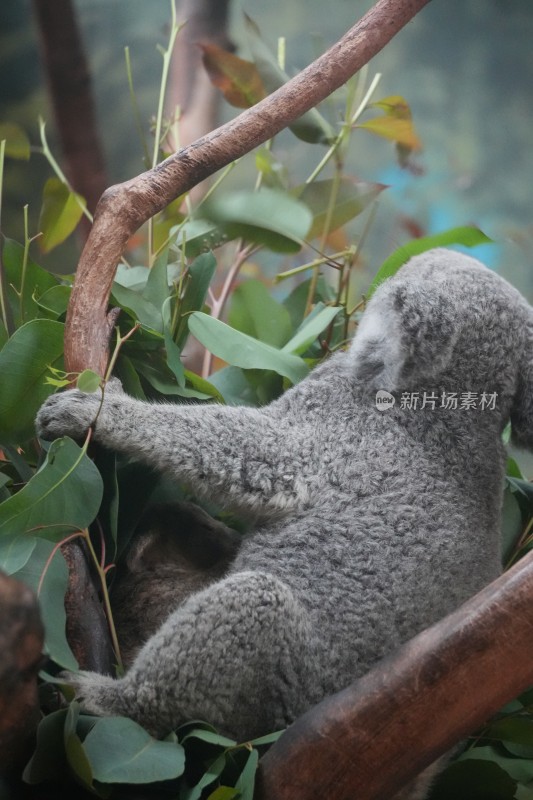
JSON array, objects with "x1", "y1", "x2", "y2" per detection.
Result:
[{"x1": 349, "y1": 248, "x2": 533, "y2": 449}]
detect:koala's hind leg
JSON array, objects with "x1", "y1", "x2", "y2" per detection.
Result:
[{"x1": 68, "y1": 571, "x2": 316, "y2": 740}]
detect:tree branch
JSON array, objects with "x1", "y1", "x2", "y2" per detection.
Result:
[
  {"x1": 0, "y1": 571, "x2": 44, "y2": 774},
  {"x1": 255, "y1": 551, "x2": 533, "y2": 800},
  {"x1": 64, "y1": 0, "x2": 431, "y2": 376}
]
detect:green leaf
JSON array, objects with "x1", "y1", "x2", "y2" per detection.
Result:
[
  {"x1": 295, "y1": 178, "x2": 386, "y2": 240},
  {"x1": 3, "y1": 238, "x2": 58, "y2": 326},
  {"x1": 189, "y1": 312, "x2": 309, "y2": 384},
  {"x1": 143, "y1": 250, "x2": 171, "y2": 311},
  {"x1": 459, "y1": 746, "x2": 533, "y2": 784},
  {"x1": 77, "y1": 369, "x2": 102, "y2": 393},
  {"x1": 0, "y1": 534, "x2": 37, "y2": 574},
  {"x1": 184, "y1": 370, "x2": 225, "y2": 402},
  {"x1": 501, "y1": 486, "x2": 523, "y2": 565},
  {"x1": 0, "y1": 437, "x2": 103, "y2": 540},
  {"x1": 183, "y1": 754, "x2": 227, "y2": 800},
  {"x1": 83, "y1": 716, "x2": 185, "y2": 784},
  {"x1": 208, "y1": 366, "x2": 259, "y2": 406},
  {"x1": 204, "y1": 189, "x2": 312, "y2": 253},
  {"x1": 282, "y1": 305, "x2": 341, "y2": 355},
  {"x1": 244, "y1": 14, "x2": 334, "y2": 145},
  {"x1": 0, "y1": 319, "x2": 64, "y2": 443},
  {"x1": 431, "y1": 759, "x2": 516, "y2": 800},
  {"x1": 110, "y1": 283, "x2": 163, "y2": 333},
  {"x1": 485, "y1": 717, "x2": 533, "y2": 747},
  {"x1": 229, "y1": 280, "x2": 292, "y2": 347},
  {"x1": 0, "y1": 122, "x2": 30, "y2": 159},
  {"x1": 36, "y1": 284, "x2": 72, "y2": 318},
  {"x1": 174, "y1": 252, "x2": 217, "y2": 350},
  {"x1": 23, "y1": 709, "x2": 69, "y2": 784},
  {"x1": 64, "y1": 703, "x2": 95, "y2": 790},
  {"x1": 206, "y1": 788, "x2": 239, "y2": 800},
  {"x1": 170, "y1": 218, "x2": 227, "y2": 259},
  {"x1": 39, "y1": 178, "x2": 86, "y2": 253},
  {"x1": 16, "y1": 538, "x2": 78, "y2": 669},
  {"x1": 368, "y1": 227, "x2": 494, "y2": 298},
  {"x1": 234, "y1": 748, "x2": 258, "y2": 800}
]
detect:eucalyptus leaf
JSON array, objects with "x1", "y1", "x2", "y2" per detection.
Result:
[
  {"x1": 189, "y1": 312, "x2": 309, "y2": 384},
  {"x1": 295, "y1": 178, "x2": 385, "y2": 240},
  {"x1": 83, "y1": 716, "x2": 185, "y2": 784},
  {"x1": 282, "y1": 305, "x2": 341, "y2": 355},
  {"x1": 0, "y1": 122, "x2": 31, "y2": 159},
  {"x1": 16, "y1": 538, "x2": 78, "y2": 669},
  {"x1": 36, "y1": 284, "x2": 72, "y2": 318},
  {"x1": 77, "y1": 369, "x2": 102, "y2": 393},
  {"x1": 39, "y1": 178, "x2": 86, "y2": 253},
  {"x1": 174, "y1": 252, "x2": 217, "y2": 350},
  {"x1": 229, "y1": 280, "x2": 292, "y2": 347},
  {"x1": 204, "y1": 189, "x2": 312, "y2": 253},
  {"x1": 0, "y1": 436, "x2": 103, "y2": 539},
  {"x1": 64, "y1": 702, "x2": 95, "y2": 791},
  {"x1": 3, "y1": 236, "x2": 58, "y2": 326},
  {"x1": 368, "y1": 227, "x2": 493, "y2": 298},
  {"x1": 23, "y1": 709, "x2": 69, "y2": 784},
  {"x1": 171, "y1": 218, "x2": 227, "y2": 259},
  {"x1": 110, "y1": 283, "x2": 163, "y2": 333},
  {"x1": 234, "y1": 748, "x2": 259, "y2": 800},
  {"x1": 244, "y1": 14, "x2": 334, "y2": 145},
  {"x1": 0, "y1": 319, "x2": 64, "y2": 443}
]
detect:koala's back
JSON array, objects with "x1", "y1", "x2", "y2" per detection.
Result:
[{"x1": 229, "y1": 353, "x2": 505, "y2": 689}]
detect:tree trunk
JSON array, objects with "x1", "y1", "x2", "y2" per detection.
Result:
[
  {"x1": 0, "y1": 571, "x2": 44, "y2": 774},
  {"x1": 32, "y1": 0, "x2": 108, "y2": 228}
]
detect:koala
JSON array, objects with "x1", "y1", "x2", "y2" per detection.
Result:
[
  {"x1": 36, "y1": 248, "x2": 533, "y2": 798},
  {"x1": 111, "y1": 502, "x2": 241, "y2": 666}
]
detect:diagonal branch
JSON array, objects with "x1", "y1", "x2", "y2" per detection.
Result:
[
  {"x1": 64, "y1": 0, "x2": 431, "y2": 377},
  {"x1": 255, "y1": 551, "x2": 533, "y2": 800}
]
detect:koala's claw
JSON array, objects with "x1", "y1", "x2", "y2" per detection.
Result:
[
  {"x1": 36, "y1": 389, "x2": 101, "y2": 441},
  {"x1": 60, "y1": 670, "x2": 122, "y2": 718}
]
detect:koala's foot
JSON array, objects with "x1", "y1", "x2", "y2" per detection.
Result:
[
  {"x1": 62, "y1": 669, "x2": 162, "y2": 734},
  {"x1": 36, "y1": 390, "x2": 101, "y2": 441}
]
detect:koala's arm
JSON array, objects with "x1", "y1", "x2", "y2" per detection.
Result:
[{"x1": 36, "y1": 385, "x2": 308, "y2": 518}]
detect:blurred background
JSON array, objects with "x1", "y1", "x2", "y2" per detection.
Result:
[{"x1": 1, "y1": 0, "x2": 532, "y2": 291}]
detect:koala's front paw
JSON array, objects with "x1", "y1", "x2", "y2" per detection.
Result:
[{"x1": 36, "y1": 389, "x2": 101, "y2": 441}]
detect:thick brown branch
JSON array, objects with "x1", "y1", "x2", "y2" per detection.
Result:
[
  {"x1": 64, "y1": 0, "x2": 431, "y2": 376},
  {"x1": 0, "y1": 571, "x2": 44, "y2": 774},
  {"x1": 255, "y1": 551, "x2": 533, "y2": 800}
]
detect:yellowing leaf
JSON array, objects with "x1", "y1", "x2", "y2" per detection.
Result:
[
  {"x1": 39, "y1": 178, "x2": 86, "y2": 253},
  {"x1": 358, "y1": 116, "x2": 422, "y2": 150},
  {"x1": 0, "y1": 122, "x2": 30, "y2": 160},
  {"x1": 371, "y1": 95, "x2": 413, "y2": 120},
  {"x1": 200, "y1": 42, "x2": 266, "y2": 108}
]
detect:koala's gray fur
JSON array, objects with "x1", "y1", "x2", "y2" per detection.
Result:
[{"x1": 36, "y1": 249, "x2": 533, "y2": 798}]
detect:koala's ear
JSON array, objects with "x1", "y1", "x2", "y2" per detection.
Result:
[
  {"x1": 348, "y1": 281, "x2": 458, "y2": 391},
  {"x1": 510, "y1": 326, "x2": 533, "y2": 450}
]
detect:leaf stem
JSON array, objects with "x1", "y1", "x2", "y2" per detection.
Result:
[
  {"x1": 38, "y1": 119, "x2": 93, "y2": 224},
  {"x1": 0, "y1": 139, "x2": 13, "y2": 336}
]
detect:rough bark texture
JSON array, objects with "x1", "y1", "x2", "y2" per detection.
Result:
[
  {"x1": 255, "y1": 551, "x2": 533, "y2": 800},
  {"x1": 64, "y1": 0, "x2": 431, "y2": 377},
  {"x1": 0, "y1": 571, "x2": 44, "y2": 774},
  {"x1": 32, "y1": 0, "x2": 108, "y2": 222}
]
